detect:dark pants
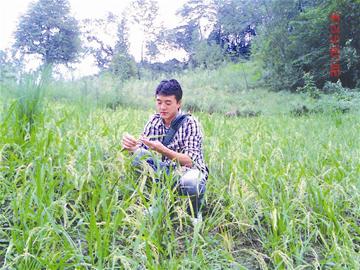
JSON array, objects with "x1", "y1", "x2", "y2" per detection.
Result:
[{"x1": 132, "y1": 148, "x2": 206, "y2": 217}]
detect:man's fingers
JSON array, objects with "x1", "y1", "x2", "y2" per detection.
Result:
[
  {"x1": 123, "y1": 136, "x2": 136, "y2": 144},
  {"x1": 122, "y1": 138, "x2": 132, "y2": 146},
  {"x1": 122, "y1": 141, "x2": 134, "y2": 148},
  {"x1": 123, "y1": 133, "x2": 136, "y2": 140},
  {"x1": 140, "y1": 137, "x2": 150, "y2": 144},
  {"x1": 140, "y1": 138, "x2": 154, "y2": 149},
  {"x1": 124, "y1": 137, "x2": 137, "y2": 144},
  {"x1": 123, "y1": 141, "x2": 138, "y2": 149},
  {"x1": 123, "y1": 135, "x2": 139, "y2": 145}
]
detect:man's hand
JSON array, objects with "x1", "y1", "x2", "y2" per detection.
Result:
[
  {"x1": 140, "y1": 136, "x2": 192, "y2": 167},
  {"x1": 122, "y1": 133, "x2": 140, "y2": 152},
  {"x1": 140, "y1": 136, "x2": 164, "y2": 152}
]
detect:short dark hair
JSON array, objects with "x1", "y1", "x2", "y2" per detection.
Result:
[{"x1": 155, "y1": 79, "x2": 182, "y2": 102}]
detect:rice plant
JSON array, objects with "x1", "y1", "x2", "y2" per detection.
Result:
[{"x1": 0, "y1": 81, "x2": 359, "y2": 269}]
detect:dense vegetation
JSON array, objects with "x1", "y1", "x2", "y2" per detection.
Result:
[
  {"x1": 1, "y1": 0, "x2": 360, "y2": 269},
  {"x1": 2, "y1": 0, "x2": 360, "y2": 91},
  {"x1": 0, "y1": 72, "x2": 359, "y2": 268}
]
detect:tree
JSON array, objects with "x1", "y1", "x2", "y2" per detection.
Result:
[
  {"x1": 164, "y1": 0, "x2": 257, "y2": 66},
  {"x1": 254, "y1": 0, "x2": 360, "y2": 91},
  {"x1": 157, "y1": 0, "x2": 219, "y2": 67},
  {"x1": 115, "y1": 17, "x2": 130, "y2": 56},
  {"x1": 109, "y1": 54, "x2": 137, "y2": 80},
  {"x1": 177, "y1": 0, "x2": 218, "y2": 41},
  {"x1": 110, "y1": 16, "x2": 137, "y2": 80},
  {"x1": 82, "y1": 14, "x2": 118, "y2": 70},
  {"x1": 0, "y1": 50, "x2": 15, "y2": 81},
  {"x1": 170, "y1": 0, "x2": 218, "y2": 62},
  {"x1": 14, "y1": 0, "x2": 80, "y2": 67},
  {"x1": 193, "y1": 40, "x2": 225, "y2": 69},
  {"x1": 81, "y1": 12, "x2": 136, "y2": 80},
  {"x1": 129, "y1": 0, "x2": 160, "y2": 62},
  {"x1": 206, "y1": 0, "x2": 261, "y2": 60},
  {"x1": 162, "y1": 21, "x2": 199, "y2": 57}
]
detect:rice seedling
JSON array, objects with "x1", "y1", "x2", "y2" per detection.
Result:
[{"x1": 0, "y1": 82, "x2": 359, "y2": 269}]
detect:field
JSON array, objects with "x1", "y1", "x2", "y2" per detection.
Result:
[
  {"x1": 0, "y1": 93, "x2": 359, "y2": 269},
  {"x1": 2, "y1": 0, "x2": 360, "y2": 267},
  {"x1": 0, "y1": 66, "x2": 359, "y2": 269}
]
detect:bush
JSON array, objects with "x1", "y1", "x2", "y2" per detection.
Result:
[
  {"x1": 322, "y1": 80, "x2": 349, "y2": 94},
  {"x1": 109, "y1": 54, "x2": 137, "y2": 81},
  {"x1": 1, "y1": 73, "x2": 47, "y2": 144},
  {"x1": 296, "y1": 73, "x2": 320, "y2": 99}
]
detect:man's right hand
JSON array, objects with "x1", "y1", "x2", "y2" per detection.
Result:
[{"x1": 122, "y1": 133, "x2": 140, "y2": 152}]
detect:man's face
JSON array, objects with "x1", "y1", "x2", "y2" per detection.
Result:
[{"x1": 156, "y1": 95, "x2": 181, "y2": 123}]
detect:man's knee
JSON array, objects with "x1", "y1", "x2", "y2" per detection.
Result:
[{"x1": 178, "y1": 169, "x2": 206, "y2": 197}]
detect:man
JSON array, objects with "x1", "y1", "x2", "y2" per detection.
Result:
[{"x1": 122, "y1": 79, "x2": 208, "y2": 221}]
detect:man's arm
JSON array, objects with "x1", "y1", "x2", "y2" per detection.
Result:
[{"x1": 140, "y1": 137, "x2": 193, "y2": 167}]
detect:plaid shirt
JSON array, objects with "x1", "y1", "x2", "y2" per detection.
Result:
[{"x1": 141, "y1": 112, "x2": 209, "y2": 183}]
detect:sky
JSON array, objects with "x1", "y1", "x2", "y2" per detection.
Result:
[{"x1": 0, "y1": 0, "x2": 187, "y2": 77}]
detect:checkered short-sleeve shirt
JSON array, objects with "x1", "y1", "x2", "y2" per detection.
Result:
[{"x1": 141, "y1": 112, "x2": 209, "y2": 183}]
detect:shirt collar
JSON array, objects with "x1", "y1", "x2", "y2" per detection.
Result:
[{"x1": 161, "y1": 109, "x2": 182, "y2": 128}]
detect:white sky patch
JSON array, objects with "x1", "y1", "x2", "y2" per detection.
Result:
[
  {"x1": 70, "y1": 0, "x2": 128, "y2": 19},
  {"x1": 0, "y1": 0, "x2": 30, "y2": 49}
]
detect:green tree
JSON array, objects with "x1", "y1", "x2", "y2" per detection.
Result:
[
  {"x1": 177, "y1": 0, "x2": 218, "y2": 41},
  {"x1": 110, "y1": 17, "x2": 137, "y2": 80},
  {"x1": 207, "y1": 0, "x2": 262, "y2": 59},
  {"x1": 162, "y1": 21, "x2": 200, "y2": 58},
  {"x1": 129, "y1": 0, "x2": 160, "y2": 62},
  {"x1": 14, "y1": 0, "x2": 81, "y2": 67},
  {"x1": 159, "y1": 0, "x2": 219, "y2": 67},
  {"x1": 115, "y1": 17, "x2": 130, "y2": 56},
  {"x1": 109, "y1": 54, "x2": 137, "y2": 80},
  {"x1": 254, "y1": 0, "x2": 360, "y2": 91},
  {"x1": 193, "y1": 40, "x2": 225, "y2": 69},
  {"x1": 167, "y1": 0, "x2": 258, "y2": 66},
  {"x1": 82, "y1": 13, "x2": 118, "y2": 70}
]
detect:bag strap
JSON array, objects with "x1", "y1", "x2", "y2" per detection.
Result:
[{"x1": 162, "y1": 113, "x2": 189, "y2": 147}]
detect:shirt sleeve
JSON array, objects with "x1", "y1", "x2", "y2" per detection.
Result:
[
  {"x1": 139, "y1": 116, "x2": 155, "y2": 150},
  {"x1": 181, "y1": 117, "x2": 203, "y2": 164},
  {"x1": 142, "y1": 118, "x2": 153, "y2": 137}
]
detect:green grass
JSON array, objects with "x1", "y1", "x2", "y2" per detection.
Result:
[
  {"x1": 0, "y1": 64, "x2": 359, "y2": 268},
  {"x1": 25, "y1": 61, "x2": 360, "y2": 117},
  {"x1": 0, "y1": 93, "x2": 359, "y2": 268}
]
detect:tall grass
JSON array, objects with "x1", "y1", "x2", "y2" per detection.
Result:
[
  {"x1": 22, "y1": 62, "x2": 360, "y2": 117},
  {"x1": 0, "y1": 70, "x2": 50, "y2": 145},
  {"x1": 0, "y1": 90, "x2": 359, "y2": 269},
  {"x1": 0, "y1": 65, "x2": 359, "y2": 268}
]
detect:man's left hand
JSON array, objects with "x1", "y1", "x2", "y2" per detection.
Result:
[{"x1": 140, "y1": 137, "x2": 164, "y2": 152}]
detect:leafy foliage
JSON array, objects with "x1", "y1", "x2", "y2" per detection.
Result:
[
  {"x1": 14, "y1": 0, "x2": 81, "y2": 66},
  {"x1": 192, "y1": 41, "x2": 225, "y2": 69},
  {"x1": 296, "y1": 72, "x2": 320, "y2": 99},
  {"x1": 109, "y1": 54, "x2": 137, "y2": 81},
  {"x1": 0, "y1": 50, "x2": 19, "y2": 81},
  {"x1": 0, "y1": 92, "x2": 359, "y2": 268},
  {"x1": 254, "y1": 0, "x2": 360, "y2": 91}
]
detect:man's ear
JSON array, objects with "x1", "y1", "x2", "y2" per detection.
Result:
[{"x1": 177, "y1": 100, "x2": 182, "y2": 110}]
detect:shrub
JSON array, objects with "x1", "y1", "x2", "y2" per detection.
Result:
[{"x1": 296, "y1": 73, "x2": 320, "y2": 99}]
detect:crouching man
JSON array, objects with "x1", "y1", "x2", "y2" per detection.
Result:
[{"x1": 122, "y1": 79, "x2": 208, "y2": 221}]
